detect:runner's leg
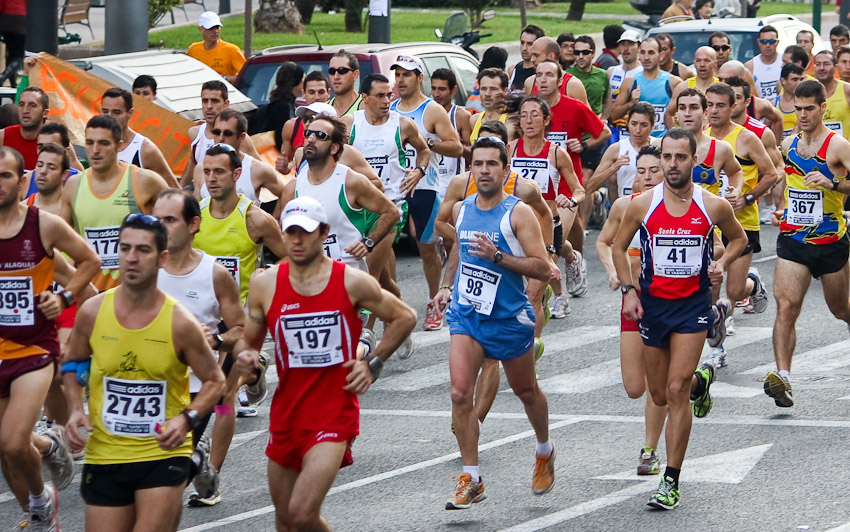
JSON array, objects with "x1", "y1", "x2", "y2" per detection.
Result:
[
  {"x1": 772, "y1": 258, "x2": 812, "y2": 372},
  {"x1": 84, "y1": 504, "x2": 135, "y2": 532},
  {"x1": 501, "y1": 351, "x2": 550, "y2": 444},
  {"x1": 664, "y1": 331, "x2": 707, "y2": 469},
  {"x1": 449, "y1": 334, "x2": 486, "y2": 466},
  {"x1": 286, "y1": 441, "x2": 348, "y2": 532},
  {"x1": 820, "y1": 262, "x2": 850, "y2": 323},
  {"x1": 473, "y1": 359, "x2": 500, "y2": 423},
  {"x1": 134, "y1": 485, "x2": 186, "y2": 532}
]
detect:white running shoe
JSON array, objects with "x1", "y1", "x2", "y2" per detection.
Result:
[
  {"x1": 566, "y1": 251, "x2": 588, "y2": 297},
  {"x1": 748, "y1": 267, "x2": 768, "y2": 313},
  {"x1": 43, "y1": 425, "x2": 75, "y2": 491},
  {"x1": 709, "y1": 345, "x2": 727, "y2": 368},
  {"x1": 28, "y1": 484, "x2": 58, "y2": 532},
  {"x1": 725, "y1": 316, "x2": 736, "y2": 336},
  {"x1": 551, "y1": 293, "x2": 570, "y2": 319},
  {"x1": 396, "y1": 335, "x2": 415, "y2": 360}
]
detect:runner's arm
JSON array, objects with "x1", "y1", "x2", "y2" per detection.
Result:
[
  {"x1": 433, "y1": 202, "x2": 463, "y2": 309},
  {"x1": 246, "y1": 205, "x2": 288, "y2": 260},
  {"x1": 427, "y1": 103, "x2": 463, "y2": 157},
  {"x1": 710, "y1": 196, "x2": 747, "y2": 275},
  {"x1": 400, "y1": 117, "x2": 432, "y2": 196},
  {"x1": 41, "y1": 211, "x2": 101, "y2": 299},
  {"x1": 344, "y1": 171, "x2": 399, "y2": 258},
  {"x1": 555, "y1": 145, "x2": 586, "y2": 205},
  {"x1": 232, "y1": 268, "x2": 276, "y2": 386},
  {"x1": 610, "y1": 77, "x2": 635, "y2": 121},
  {"x1": 137, "y1": 168, "x2": 172, "y2": 213},
  {"x1": 612, "y1": 194, "x2": 647, "y2": 320},
  {"x1": 742, "y1": 130, "x2": 778, "y2": 198},
  {"x1": 277, "y1": 119, "x2": 296, "y2": 174},
  {"x1": 516, "y1": 178, "x2": 554, "y2": 249},
  {"x1": 179, "y1": 126, "x2": 200, "y2": 188},
  {"x1": 254, "y1": 160, "x2": 288, "y2": 199},
  {"x1": 340, "y1": 145, "x2": 383, "y2": 190},
  {"x1": 212, "y1": 262, "x2": 245, "y2": 352},
  {"x1": 61, "y1": 294, "x2": 103, "y2": 451},
  {"x1": 566, "y1": 76, "x2": 589, "y2": 105},
  {"x1": 497, "y1": 201, "x2": 550, "y2": 281},
  {"x1": 141, "y1": 139, "x2": 178, "y2": 188},
  {"x1": 242, "y1": 134, "x2": 261, "y2": 160},
  {"x1": 434, "y1": 176, "x2": 465, "y2": 242},
  {"x1": 59, "y1": 173, "x2": 79, "y2": 226},
  {"x1": 596, "y1": 197, "x2": 627, "y2": 290},
  {"x1": 585, "y1": 143, "x2": 622, "y2": 195}
]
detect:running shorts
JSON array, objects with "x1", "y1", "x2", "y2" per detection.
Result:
[
  {"x1": 0, "y1": 353, "x2": 56, "y2": 398},
  {"x1": 80, "y1": 456, "x2": 192, "y2": 506},
  {"x1": 55, "y1": 303, "x2": 77, "y2": 330},
  {"x1": 777, "y1": 233, "x2": 850, "y2": 279},
  {"x1": 266, "y1": 429, "x2": 355, "y2": 473},
  {"x1": 722, "y1": 229, "x2": 761, "y2": 257},
  {"x1": 392, "y1": 199, "x2": 409, "y2": 244},
  {"x1": 553, "y1": 216, "x2": 563, "y2": 257},
  {"x1": 638, "y1": 291, "x2": 713, "y2": 348},
  {"x1": 406, "y1": 189, "x2": 440, "y2": 244},
  {"x1": 620, "y1": 290, "x2": 641, "y2": 333},
  {"x1": 580, "y1": 144, "x2": 605, "y2": 170},
  {"x1": 447, "y1": 304, "x2": 536, "y2": 361}
]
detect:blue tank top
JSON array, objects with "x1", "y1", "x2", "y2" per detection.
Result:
[
  {"x1": 451, "y1": 194, "x2": 528, "y2": 319},
  {"x1": 632, "y1": 71, "x2": 672, "y2": 138},
  {"x1": 389, "y1": 98, "x2": 440, "y2": 190}
]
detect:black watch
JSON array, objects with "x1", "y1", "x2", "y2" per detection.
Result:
[
  {"x1": 546, "y1": 244, "x2": 557, "y2": 254},
  {"x1": 59, "y1": 290, "x2": 74, "y2": 309},
  {"x1": 212, "y1": 333, "x2": 223, "y2": 350},
  {"x1": 427, "y1": 138, "x2": 435, "y2": 148},
  {"x1": 363, "y1": 355, "x2": 384, "y2": 382},
  {"x1": 620, "y1": 284, "x2": 637, "y2": 295},
  {"x1": 833, "y1": 179, "x2": 841, "y2": 190},
  {"x1": 493, "y1": 250, "x2": 503, "y2": 263},
  {"x1": 360, "y1": 237, "x2": 375, "y2": 251},
  {"x1": 745, "y1": 194, "x2": 756, "y2": 206},
  {"x1": 181, "y1": 408, "x2": 200, "y2": 429},
  {"x1": 414, "y1": 165, "x2": 427, "y2": 177}
]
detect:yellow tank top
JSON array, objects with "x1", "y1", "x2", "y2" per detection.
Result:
[
  {"x1": 86, "y1": 289, "x2": 191, "y2": 465},
  {"x1": 710, "y1": 124, "x2": 760, "y2": 231},
  {"x1": 776, "y1": 97, "x2": 797, "y2": 140},
  {"x1": 73, "y1": 163, "x2": 142, "y2": 292},
  {"x1": 464, "y1": 171, "x2": 518, "y2": 198},
  {"x1": 686, "y1": 76, "x2": 719, "y2": 89},
  {"x1": 194, "y1": 195, "x2": 257, "y2": 304},
  {"x1": 470, "y1": 112, "x2": 508, "y2": 144},
  {"x1": 824, "y1": 80, "x2": 850, "y2": 139}
]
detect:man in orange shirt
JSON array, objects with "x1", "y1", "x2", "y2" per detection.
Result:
[{"x1": 187, "y1": 11, "x2": 246, "y2": 84}]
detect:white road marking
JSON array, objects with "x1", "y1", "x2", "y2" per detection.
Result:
[
  {"x1": 741, "y1": 340, "x2": 850, "y2": 375},
  {"x1": 751, "y1": 254, "x2": 777, "y2": 264}
]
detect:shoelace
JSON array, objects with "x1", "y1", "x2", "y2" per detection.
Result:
[{"x1": 452, "y1": 475, "x2": 471, "y2": 496}]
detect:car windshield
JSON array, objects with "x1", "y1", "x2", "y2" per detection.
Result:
[
  {"x1": 238, "y1": 60, "x2": 374, "y2": 106},
  {"x1": 662, "y1": 30, "x2": 759, "y2": 65}
]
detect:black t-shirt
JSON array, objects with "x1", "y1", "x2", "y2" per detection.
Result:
[{"x1": 510, "y1": 61, "x2": 536, "y2": 91}]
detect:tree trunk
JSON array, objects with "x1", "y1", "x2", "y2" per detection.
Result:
[
  {"x1": 255, "y1": 0, "x2": 305, "y2": 34},
  {"x1": 344, "y1": 0, "x2": 364, "y2": 32},
  {"x1": 566, "y1": 0, "x2": 586, "y2": 21},
  {"x1": 296, "y1": 0, "x2": 317, "y2": 24}
]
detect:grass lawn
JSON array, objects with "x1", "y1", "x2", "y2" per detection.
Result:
[{"x1": 497, "y1": 0, "x2": 814, "y2": 16}]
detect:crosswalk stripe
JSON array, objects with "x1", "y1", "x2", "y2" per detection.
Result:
[{"x1": 740, "y1": 340, "x2": 850, "y2": 375}]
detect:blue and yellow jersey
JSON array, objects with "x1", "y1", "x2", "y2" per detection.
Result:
[{"x1": 693, "y1": 138, "x2": 720, "y2": 196}]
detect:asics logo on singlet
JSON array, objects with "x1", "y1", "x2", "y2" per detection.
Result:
[
  {"x1": 459, "y1": 230, "x2": 500, "y2": 244},
  {"x1": 282, "y1": 303, "x2": 301, "y2": 312},
  {"x1": 366, "y1": 156, "x2": 388, "y2": 166}
]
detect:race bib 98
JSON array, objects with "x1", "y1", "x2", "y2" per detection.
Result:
[{"x1": 457, "y1": 262, "x2": 502, "y2": 315}]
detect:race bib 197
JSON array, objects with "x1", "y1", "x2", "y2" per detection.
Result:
[
  {"x1": 85, "y1": 226, "x2": 120, "y2": 269},
  {"x1": 786, "y1": 188, "x2": 823, "y2": 226},
  {"x1": 281, "y1": 311, "x2": 344, "y2": 368},
  {"x1": 652, "y1": 235, "x2": 703, "y2": 278},
  {"x1": 102, "y1": 378, "x2": 165, "y2": 437},
  {"x1": 457, "y1": 262, "x2": 502, "y2": 315},
  {"x1": 0, "y1": 276, "x2": 34, "y2": 326}
]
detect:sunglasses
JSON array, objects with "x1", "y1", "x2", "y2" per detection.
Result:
[
  {"x1": 211, "y1": 129, "x2": 237, "y2": 137},
  {"x1": 712, "y1": 45, "x2": 732, "y2": 52},
  {"x1": 759, "y1": 39, "x2": 778, "y2": 45},
  {"x1": 212, "y1": 142, "x2": 236, "y2": 152},
  {"x1": 328, "y1": 67, "x2": 353, "y2": 76},
  {"x1": 473, "y1": 135, "x2": 505, "y2": 146},
  {"x1": 575, "y1": 49, "x2": 594, "y2": 56},
  {"x1": 304, "y1": 129, "x2": 331, "y2": 141},
  {"x1": 124, "y1": 213, "x2": 165, "y2": 229}
]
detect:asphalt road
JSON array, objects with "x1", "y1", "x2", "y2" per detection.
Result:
[{"x1": 5, "y1": 223, "x2": 850, "y2": 532}]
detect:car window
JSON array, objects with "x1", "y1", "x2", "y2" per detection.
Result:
[
  {"x1": 238, "y1": 60, "x2": 374, "y2": 106},
  {"x1": 448, "y1": 55, "x2": 480, "y2": 105},
  {"x1": 655, "y1": 30, "x2": 759, "y2": 66},
  {"x1": 420, "y1": 55, "x2": 451, "y2": 95}
]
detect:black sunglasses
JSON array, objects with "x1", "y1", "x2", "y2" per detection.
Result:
[
  {"x1": 124, "y1": 213, "x2": 165, "y2": 229},
  {"x1": 712, "y1": 45, "x2": 731, "y2": 52},
  {"x1": 575, "y1": 49, "x2": 594, "y2": 56},
  {"x1": 211, "y1": 129, "x2": 237, "y2": 137},
  {"x1": 328, "y1": 67, "x2": 353, "y2": 76},
  {"x1": 304, "y1": 129, "x2": 331, "y2": 141},
  {"x1": 759, "y1": 39, "x2": 778, "y2": 45}
]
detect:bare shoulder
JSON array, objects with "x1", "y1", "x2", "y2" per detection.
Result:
[{"x1": 76, "y1": 292, "x2": 106, "y2": 325}]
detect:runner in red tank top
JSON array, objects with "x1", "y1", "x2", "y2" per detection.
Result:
[
  {"x1": 232, "y1": 196, "x2": 415, "y2": 531},
  {"x1": 612, "y1": 128, "x2": 747, "y2": 511},
  {"x1": 0, "y1": 87, "x2": 49, "y2": 171},
  {"x1": 521, "y1": 36, "x2": 589, "y2": 103}
]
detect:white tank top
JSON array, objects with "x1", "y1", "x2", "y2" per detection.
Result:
[
  {"x1": 192, "y1": 123, "x2": 216, "y2": 165},
  {"x1": 294, "y1": 162, "x2": 368, "y2": 271},
  {"x1": 436, "y1": 104, "x2": 465, "y2": 200},
  {"x1": 349, "y1": 110, "x2": 407, "y2": 201},
  {"x1": 617, "y1": 139, "x2": 640, "y2": 197},
  {"x1": 117, "y1": 132, "x2": 146, "y2": 168},
  {"x1": 200, "y1": 153, "x2": 259, "y2": 205},
  {"x1": 752, "y1": 55, "x2": 782, "y2": 100},
  {"x1": 390, "y1": 98, "x2": 441, "y2": 193},
  {"x1": 609, "y1": 64, "x2": 643, "y2": 97},
  {"x1": 157, "y1": 251, "x2": 220, "y2": 394}
]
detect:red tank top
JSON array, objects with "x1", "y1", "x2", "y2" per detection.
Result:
[
  {"x1": 291, "y1": 117, "x2": 306, "y2": 151},
  {"x1": 3, "y1": 125, "x2": 38, "y2": 171},
  {"x1": 514, "y1": 138, "x2": 558, "y2": 200},
  {"x1": 266, "y1": 260, "x2": 361, "y2": 433},
  {"x1": 0, "y1": 206, "x2": 58, "y2": 360},
  {"x1": 530, "y1": 72, "x2": 574, "y2": 98},
  {"x1": 744, "y1": 116, "x2": 767, "y2": 139}
]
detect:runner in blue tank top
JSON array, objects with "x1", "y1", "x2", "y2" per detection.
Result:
[{"x1": 432, "y1": 137, "x2": 556, "y2": 510}]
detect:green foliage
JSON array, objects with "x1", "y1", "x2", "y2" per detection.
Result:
[
  {"x1": 149, "y1": 0, "x2": 183, "y2": 28},
  {"x1": 461, "y1": 0, "x2": 496, "y2": 27}
]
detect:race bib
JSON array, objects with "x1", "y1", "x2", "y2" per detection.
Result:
[
  {"x1": 102, "y1": 378, "x2": 165, "y2": 437},
  {"x1": 546, "y1": 132, "x2": 568, "y2": 151},
  {"x1": 366, "y1": 155, "x2": 391, "y2": 188},
  {"x1": 213, "y1": 257, "x2": 240, "y2": 289},
  {"x1": 85, "y1": 226, "x2": 120, "y2": 270},
  {"x1": 758, "y1": 81, "x2": 778, "y2": 100},
  {"x1": 652, "y1": 105, "x2": 667, "y2": 133},
  {"x1": 786, "y1": 188, "x2": 823, "y2": 226},
  {"x1": 281, "y1": 311, "x2": 344, "y2": 368},
  {"x1": 652, "y1": 235, "x2": 703, "y2": 278},
  {"x1": 403, "y1": 148, "x2": 415, "y2": 170},
  {"x1": 512, "y1": 158, "x2": 550, "y2": 194},
  {"x1": 322, "y1": 234, "x2": 342, "y2": 259},
  {"x1": 457, "y1": 262, "x2": 502, "y2": 315},
  {"x1": 0, "y1": 276, "x2": 34, "y2": 326},
  {"x1": 826, "y1": 122, "x2": 844, "y2": 137}
]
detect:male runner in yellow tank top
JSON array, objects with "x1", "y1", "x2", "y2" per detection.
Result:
[
  {"x1": 63, "y1": 213, "x2": 225, "y2": 532},
  {"x1": 59, "y1": 115, "x2": 171, "y2": 294},
  {"x1": 467, "y1": 69, "x2": 516, "y2": 145},
  {"x1": 813, "y1": 51, "x2": 850, "y2": 141}
]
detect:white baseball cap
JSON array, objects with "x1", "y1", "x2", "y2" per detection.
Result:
[
  {"x1": 281, "y1": 197, "x2": 328, "y2": 232},
  {"x1": 199, "y1": 11, "x2": 222, "y2": 29},
  {"x1": 618, "y1": 30, "x2": 642, "y2": 43},
  {"x1": 390, "y1": 55, "x2": 425, "y2": 74},
  {"x1": 295, "y1": 102, "x2": 337, "y2": 119}
]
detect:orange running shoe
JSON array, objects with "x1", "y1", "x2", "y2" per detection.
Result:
[
  {"x1": 532, "y1": 446, "x2": 556, "y2": 494},
  {"x1": 445, "y1": 473, "x2": 486, "y2": 509}
]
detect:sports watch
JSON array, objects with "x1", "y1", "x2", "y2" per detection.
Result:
[
  {"x1": 620, "y1": 284, "x2": 636, "y2": 295},
  {"x1": 493, "y1": 250, "x2": 503, "y2": 263},
  {"x1": 361, "y1": 237, "x2": 375, "y2": 252}
]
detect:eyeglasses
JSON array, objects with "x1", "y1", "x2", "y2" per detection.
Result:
[
  {"x1": 211, "y1": 129, "x2": 237, "y2": 137},
  {"x1": 124, "y1": 213, "x2": 165, "y2": 229},
  {"x1": 328, "y1": 67, "x2": 353, "y2": 76},
  {"x1": 759, "y1": 39, "x2": 778, "y2": 45},
  {"x1": 575, "y1": 49, "x2": 594, "y2": 56},
  {"x1": 304, "y1": 129, "x2": 330, "y2": 141},
  {"x1": 712, "y1": 45, "x2": 731, "y2": 52}
]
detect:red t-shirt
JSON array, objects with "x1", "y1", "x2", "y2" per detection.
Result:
[
  {"x1": 548, "y1": 95, "x2": 606, "y2": 183},
  {"x1": 2, "y1": 125, "x2": 38, "y2": 171}
]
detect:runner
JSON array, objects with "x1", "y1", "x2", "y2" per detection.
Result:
[
  {"x1": 152, "y1": 189, "x2": 245, "y2": 507},
  {"x1": 35, "y1": 122, "x2": 84, "y2": 174},
  {"x1": 811, "y1": 50, "x2": 850, "y2": 141},
  {"x1": 329, "y1": 50, "x2": 364, "y2": 117},
  {"x1": 508, "y1": 24, "x2": 546, "y2": 91},
  {"x1": 59, "y1": 115, "x2": 171, "y2": 293},
  {"x1": 100, "y1": 87, "x2": 178, "y2": 188},
  {"x1": 745, "y1": 26, "x2": 782, "y2": 101},
  {"x1": 596, "y1": 144, "x2": 668, "y2": 476},
  {"x1": 430, "y1": 68, "x2": 471, "y2": 198},
  {"x1": 0, "y1": 146, "x2": 100, "y2": 530},
  {"x1": 709, "y1": 32, "x2": 733, "y2": 69},
  {"x1": 607, "y1": 30, "x2": 644, "y2": 143},
  {"x1": 195, "y1": 109, "x2": 286, "y2": 206},
  {"x1": 797, "y1": 30, "x2": 815, "y2": 76},
  {"x1": 837, "y1": 47, "x2": 850, "y2": 85},
  {"x1": 432, "y1": 137, "x2": 556, "y2": 508},
  {"x1": 193, "y1": 144, "x2": 289, "y2": 305},
  {"x1": 0, "y1": 87, "x2": 48, "y2": 173},
  {"x1": 468, "y1": 68, "x2": 516, "y2": 144},
  {"x1": 776, "y1": 63, "x2": 805, "y2": 140},
  {"x1": 231, "y1": 196, "x2": 416, "y2": 531},
  {"x1": 62, "y1": 213, "x2": 226, "y2": 531},
  {"x1": 523, "y1": 37, "x2": 588, "y2": 103},
  {"x1": 278, "y1": 71, "x2": 331, "y2": 173},
  {"x1": 665, "y1": 46, "x2": 719, "y2": 128},
  {"x1": 656, "y1": 33, "x2": 695, "y2": 80},
  {"x1": 612, "y1": 127, "x2": 747, "y2": 509},
  {"x1": 768, "y1": 80, "x2": 850, "y2": 407}
]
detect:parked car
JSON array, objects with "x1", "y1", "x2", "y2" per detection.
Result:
[
  {"x1": 643, "y1": 14, "x2": 827, "y2": 66},
  {"x1": 234, "y1": 42, "x2": 481, "y2": 108}
]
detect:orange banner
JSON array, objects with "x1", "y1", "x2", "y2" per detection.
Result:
[{"x1": 29, "y1": 53, "x2": 279, "y2": 175}]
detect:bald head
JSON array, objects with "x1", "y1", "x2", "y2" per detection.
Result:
[
  {"x1": 530, "y1": 37, "x2": 561, "y2": 66},
  {"x1": 693, "y1": 46, "x2": 717, "y2": 78},
  {"x1": 718, "y1": 60, "x2": 747, "y2": 79},
  {"x1": 695, "y1": 46, "x2": 716, "y2": 61}
]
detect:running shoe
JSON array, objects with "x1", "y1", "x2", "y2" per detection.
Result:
[
  {"x1": 708, "y1": 298, "x2": 730, "y2": 348},
  {"x1": 637, "y1": 447, "x2": 660, "y2": 475},
  {"x1": 534, "y1": 337, "x2": 544, "y2": 361},
  {"x1": 445, "y1": 473, "x2": 486, "y2": 509},
  {"x1": 725, "y1": 316, "x2": 736, "y2": 336},
  {"x1": 238, "y1": 386, "x2": 249, "y2": 407},
  {"x1": 358, "y1": 328, "x2": 376, "y2": 358},
  {"x1": 192, "y1": 434, "x2": 220, "y2": 500},
  {"x1": 691, "y1": 361, "x2": 716, "y2": 418},
  {"x1": 748, "y1": 267, "x2": 768, "y2": 313},
  {"x1": 396, "y1": 335, "x2": 415, "y2": 360},
  {"x1": 591, "y1": 188, "x2": 608, "y2": 228},
  {"x1": 424, "y1": 301, "x2": 443, "y2": 331},
  {"x1": 709, "y1": 345, "x2": 727, "y2": 368},
  {"x1": 15, "y1": 512, "x2": 28, "y2": 530},
  {"x1": 28, "y1": 484, "x2": 58, "y2": 531},
  {"x1": 33, "y1": 416, "x2": 51, "y2": 436},
  {"x1": 647, "y1": 476, "x2": 680, "y2": 510},
  {"x1": 43, "y1": 425, "x2": 75, "y2": 491},
  {"x1": 764, "y1": 371, "x2": 794, "y2": 407},
  {"x1": 551, "y1": 293, "x2": 570, "y2": 319},
  {"x1": 531, "y1": 446, "x2": 556, "y2": 494},
  {"x1": 542, "y1": 285, "x2": 553, "y2": 325},
  {"x1": 236, "y1": 406, "x2": 258, "y2": 418},
  {"x1": 245, "y1": 352, "x2": 268, "y2": 406},
  {"x1": 188, "y1": 488, "x2": 222, "y2": 507},
  {"x1": 737, "y1": 297, "x2": 755, "y2": 314},
  {"x1": 566, "y1": 251, "x2": 588, "y2": 297}
]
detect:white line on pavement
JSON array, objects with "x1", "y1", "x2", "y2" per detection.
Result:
[
  {"x1": 751, "y1": 254, "x2": 777, "y2": 264},
  {"x1": 741, "y1": 340, "x2": 850, "y2": 375}
]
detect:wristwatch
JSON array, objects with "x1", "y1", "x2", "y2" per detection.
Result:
[
  {"x1": 363, "y1": 354, "x2": 384, "y2": 382},
  {"x1": 181, "y1": 408, "x2": 201, "y2": 429},
  {"x1": 427, "y1": 138, "x2": 435, "y2": 148},
  {"x1": 546, "y1": 244, "x2": 557, "y2": 254},
  {"x1": 212, "y1": 333, "x2": 223, "y2": 351},
  {"x1": 833, "y1": 179, "x2": 841, "y2": 190},
  {"x1": 580, "y1": 141, "x2": 588, "y2": 152},
  {"x1": 745, "y1": 194, "x2": 756, "y2": 206},
  {"x1": 493, "y1": 250, "x2": 503, "y2": 263},
  {"x1": 360, "y1": 237, "x2": 375, "y2": 252},
  {"x1": 620, "y1": 284, "x2": 637, "y2": 295},
  {"x1": 59, "y1": 289, "x2": 74, "y2": 309},
  {"x1": 414, "y1": 165, "x2": 427, "y2": 177}
]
